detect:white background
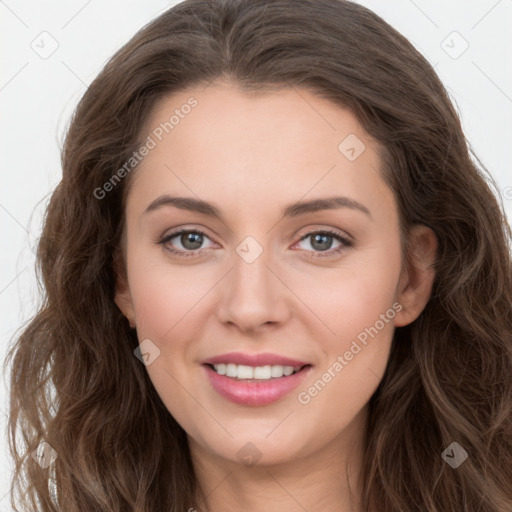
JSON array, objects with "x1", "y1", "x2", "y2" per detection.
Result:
[{"x1": 1, "y1": 0, "x2": 511, "y2": 509}]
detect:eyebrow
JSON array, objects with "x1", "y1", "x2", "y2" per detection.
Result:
[{"x1": 144, "y1": 195, "x2": 371, "y2": 219}]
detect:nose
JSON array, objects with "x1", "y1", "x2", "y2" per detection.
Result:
[{"x1": 215, "y1": 242, "x2": 291, "y2": 333}]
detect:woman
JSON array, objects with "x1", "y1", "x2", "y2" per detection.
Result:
[{"x1": 5, "y1": 0, "x2": 512, "y2": 511}]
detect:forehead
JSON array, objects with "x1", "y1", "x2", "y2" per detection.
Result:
[
  {"x1": 142, "y1": 81, "x2": 366, "y2": 166},
  {"x1": 126, "y1": 81, "x2": 396, "y2": 225}
]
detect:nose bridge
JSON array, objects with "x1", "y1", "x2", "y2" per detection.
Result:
[
  {"x1": 216, "y1": 234, "x2": 288, "y2": 330},
  {"x1": 233, "y1": 238, "x2": 270, "y2": 291}
]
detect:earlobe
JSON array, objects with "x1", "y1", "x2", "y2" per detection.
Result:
[
  {"x1": 115, "y1": 288, "x2": 136, "y2": 329},
  {"x1": 113, "y1": 250, "x2": 136, "y2": 329},
  {"x1": 394, "y1": 225, "x2": 438, "y2": 327}
]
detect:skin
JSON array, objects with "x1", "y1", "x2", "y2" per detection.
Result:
[{"x1": 115, "y1": 80, "x2": 437, "y2": 512}]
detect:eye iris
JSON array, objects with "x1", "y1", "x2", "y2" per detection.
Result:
[
  {"x1": 182, "y1": 232, "x2": 203, "y2": 250},
  {"x1": 311, "y1": 233, "x2": 333, "y2": 251}
]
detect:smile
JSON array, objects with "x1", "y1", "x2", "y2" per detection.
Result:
[{"x1": 203, "y1": 363, "x2": 313, "y2": 406}]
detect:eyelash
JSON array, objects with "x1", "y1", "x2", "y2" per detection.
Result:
[{"x1": 158, "y1": 228, "x2": 352, "y2": 259}]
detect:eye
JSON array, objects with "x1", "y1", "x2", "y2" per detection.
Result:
[
  {"x1": 158, "y1": 229, "x2": 216, "y2": 257},
  {"x1": 294, "y1": 230, "x2": 352, "y2": 257},
  {"x1": 157, "y1": 228, "x2": 352, "y2": 259}
]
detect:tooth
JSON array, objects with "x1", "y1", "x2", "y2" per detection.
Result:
[
  {"x1": 226, "y1": 363, "x2": 238, "y2": 377},
  {"x1": 270, "y1": 365, "x2": 284, "y2": 378},
  {"x1": 253, "y1": 365, "x2": 272, "y2": 379},
  {"x1": 283, "y1": 366, "x2": 294, "y2": 376},
  {"x1": 214, "y1": 364, "x2": 226, "y2": 375},
  {"x1": 212, "y1": 363, "x2": 302, "y2": 379},
  {"x1": 237, "y1": 365, "x2": 254, "y2": 379}
]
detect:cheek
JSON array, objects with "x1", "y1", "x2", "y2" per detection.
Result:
[
  {"x1": 125, "y1": 246, "x2": 213, "y2": 340},
  {"x1": 124, "y1": 254, "x2": 210, "y2": 423},
  {"x1": 305, "y1": 237, "x2": 402, "y2": 399},
  {"x1": 310, "y1": 244, "x2": 402, "y2": 344},
  {"x1": 295, "y1": 281, "x2": 399, "y2": 441},
  {"x1": 317, "y1": 280, "x2": 398, "y2": 393},
  {"x1": 131, "y1": 277, "x2": 188, "y2": 338}
]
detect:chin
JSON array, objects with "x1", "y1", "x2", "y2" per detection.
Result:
[{"x1": 193, "y1": 428, "x2": 315, "y2": 468}]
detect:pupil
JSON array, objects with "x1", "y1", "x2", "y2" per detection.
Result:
[
  {"x1": 312, "y1": 233, "x2": 332, "y2": 251},
  {"x1": 182, "y1": 232, "x2": 202, "y2": 250}
]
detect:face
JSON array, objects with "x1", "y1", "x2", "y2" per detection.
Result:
[{"x1": 115, "y1": 80, "x2": 436, "y2": 468}]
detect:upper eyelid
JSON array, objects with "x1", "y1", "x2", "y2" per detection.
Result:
[{"x1": 161, "y1": 223, "x2": 352, "y2": 239}]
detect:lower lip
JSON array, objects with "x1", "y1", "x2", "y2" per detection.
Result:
[{"x1": 203, "y1": 364, "x2": 312, "y2": 406}]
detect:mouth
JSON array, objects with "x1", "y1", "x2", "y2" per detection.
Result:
[{"x1": 202, "y1": 363, "x2": 313, "y2": 406}]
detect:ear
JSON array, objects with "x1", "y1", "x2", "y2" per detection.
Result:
[
  {"x1": 113, "y1": 249, "x2": 136, "y2": 329},
  {"x1": 394, "y1": 224, "x2": 437, "y2": 327}
]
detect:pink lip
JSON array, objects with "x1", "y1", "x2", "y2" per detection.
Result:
[
  {"x1": 202, "y1": 364, "x2": 313, "y2": 407},
  {"x1": 202, "y1": 352, "x2": 310, "y2": 367}
]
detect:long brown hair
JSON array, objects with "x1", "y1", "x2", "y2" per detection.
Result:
[{"x1": 5, "y1": 0, "x2": 512, "y2": 510}]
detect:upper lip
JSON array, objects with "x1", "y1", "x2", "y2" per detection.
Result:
[{"x1": 202, "y1": 352, "x2": 311, "y2": 367}]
